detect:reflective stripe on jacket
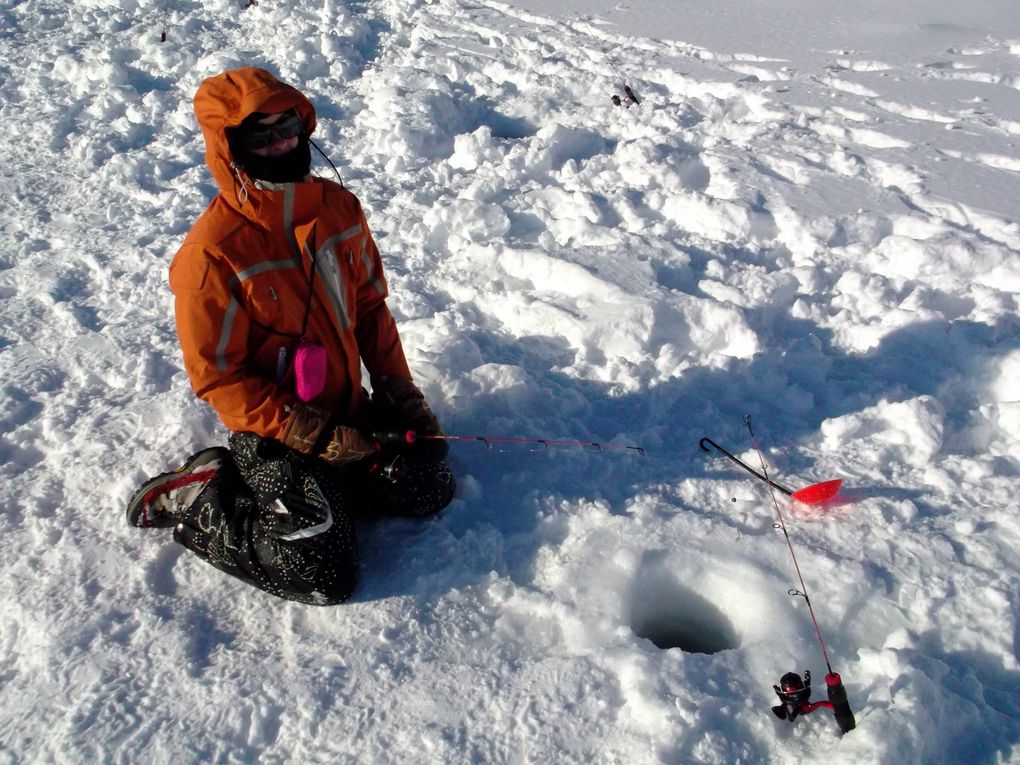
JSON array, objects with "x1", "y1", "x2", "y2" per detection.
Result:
[{"x1": 170, "y1": 67, "x2": 410, "y2": 441}]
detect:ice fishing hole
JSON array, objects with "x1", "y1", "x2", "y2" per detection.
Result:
[{"x1": 628, "y1": 562, "x2": 740, "y2": 655}]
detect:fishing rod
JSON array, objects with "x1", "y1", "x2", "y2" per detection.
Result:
[
  {"x1": 740, "y1": 415, "x2": 855, "y2": 735},
  {"x1": 159, "y1": 0, "x2": 169, "y2": 42},
  {"x1": 367, "y1": 429, "x2": 643, "y2": 485},
  {"x1": 374, "y1": 429, "x2": 645, "y2": 455},
  {"x1": 574, "y1": 13, "x2": 640, "y2": 106},
  {"x1": 607, "y1": 57, "x2": 641, "y2": 106}
]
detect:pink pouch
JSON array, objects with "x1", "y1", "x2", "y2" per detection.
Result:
[{"x1": 293, "y1": 341, "x2": 327, "y2": 402}]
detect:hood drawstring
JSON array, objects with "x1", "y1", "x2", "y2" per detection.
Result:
[
  {"x1": 230, "y1": 162, "x2": 251, "y2": 207},
  {"x1": 309, "y1": 138, "x2": 344, "y2": 188}
]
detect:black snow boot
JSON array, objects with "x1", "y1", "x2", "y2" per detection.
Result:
[{"x1": 126, "y1": 448, "x2": 231, "y2": 528}]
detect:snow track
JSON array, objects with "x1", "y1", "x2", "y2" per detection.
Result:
[{"x1": 1, "y1": 0, "x2": 1018, "y2": 762}]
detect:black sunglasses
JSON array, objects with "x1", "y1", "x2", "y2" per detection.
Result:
[{"x1": 239, "y1": 112, "x2": 303, "y2": 150}]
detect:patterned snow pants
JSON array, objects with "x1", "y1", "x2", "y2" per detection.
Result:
[{"x1": 172, "y1": 433, "x2": 455, "y2": 605}]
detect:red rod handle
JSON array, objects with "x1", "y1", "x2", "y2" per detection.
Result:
[{"x1": 372, "y1": 430, "x2": 416, "y2": 445}]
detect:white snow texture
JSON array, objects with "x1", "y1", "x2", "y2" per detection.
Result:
[{"x1": 1, "y1": 0, "x2": 1019, "y2": 763}]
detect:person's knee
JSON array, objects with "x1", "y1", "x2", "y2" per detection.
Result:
[
  {"x1": 418, "y1": 470, "x2": 455, "y2": 517},
  {"x1": 294, "y1": 551, "x2": 358, "y2": 605},
  {"x1": 392, "y1": 461, "x2": 455, "y2": 517},
  {"x1": 318, "y1": 557, "x2": 358, "y2": 604}
]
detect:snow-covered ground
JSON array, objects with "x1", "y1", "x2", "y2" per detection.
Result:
[{"x1": 1, "y1": 0, "x2": 1019, "y2": 762}]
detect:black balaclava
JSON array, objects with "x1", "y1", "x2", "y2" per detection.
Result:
[{"x1": 227, "y1": 111, "x2": 312, "y2": 184}]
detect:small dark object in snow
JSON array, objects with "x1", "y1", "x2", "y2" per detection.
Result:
[
  {"x1": 612, "y1": 87, "x2": 640, "y2": 108},
  {"x1": 772, "y1": 671, "x2": 815, "y2": 721}
]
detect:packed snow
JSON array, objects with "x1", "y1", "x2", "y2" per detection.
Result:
[{"x1": 1, "y1": 0, "x2": 1019, "y2": 762}]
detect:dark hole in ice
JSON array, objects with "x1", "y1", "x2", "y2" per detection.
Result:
[{"x1": 629, "y1": 559, "x2": 740, "y2": 655}]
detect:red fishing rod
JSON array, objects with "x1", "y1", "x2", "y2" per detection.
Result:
[
  {"x1": 374, "y1": 429, "x2": 645, "y2": 455},
  {"x1": 369, "y1": 430, "x2": 643, "y2": 484},
  {"x1": 739, "y1": 415, "x2": 855, "y2": 735}
]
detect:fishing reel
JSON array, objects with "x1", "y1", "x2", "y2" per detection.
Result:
[
  {"x1": 771, "y1": 670, "x2": 856, "y2": 734},
  {"x1": 368, "y1": 451, "x2": 406, "y2": 485}
]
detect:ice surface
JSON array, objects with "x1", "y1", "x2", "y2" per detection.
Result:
[{"x1": 1, "y1": 0, "x2": 1018, "y2": 762}]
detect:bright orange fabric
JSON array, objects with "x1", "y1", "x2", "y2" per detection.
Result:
[{"x1": 171, "y1": 67, "x2": 411, "y2": 442}]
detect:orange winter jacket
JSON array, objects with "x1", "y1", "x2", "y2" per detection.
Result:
[{"x1": 170, "y1": 67, "x2": 411, "y2": 442}]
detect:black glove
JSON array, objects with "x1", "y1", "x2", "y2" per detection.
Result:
[{"x1": 373, "y1": 377, "x2": 449, "y2": 462}]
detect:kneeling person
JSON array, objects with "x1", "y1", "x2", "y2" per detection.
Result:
[{"x1": 126, "y1": 67, "x2": 454, "y2": 605}]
